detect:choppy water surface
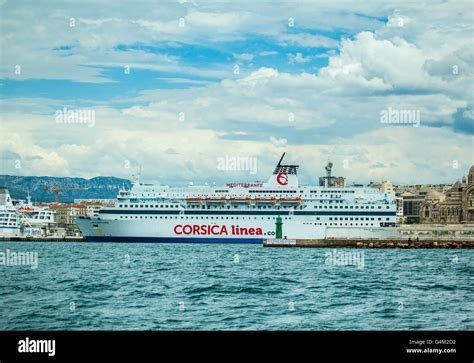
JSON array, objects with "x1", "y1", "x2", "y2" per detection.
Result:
[{"x1": 0, "y1": 242, "x2": 473, "y2": 330}]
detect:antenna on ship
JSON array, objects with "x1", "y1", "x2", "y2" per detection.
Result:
[
  {"x1": 277, "y1": 152, "x2": 286, "y2": 167},
  {"x1": 25, "y1": 189, "x2": 32, "y2": 205},
  {"x1": 131, "y1": 164, "x2": 142, "y2": 186}
]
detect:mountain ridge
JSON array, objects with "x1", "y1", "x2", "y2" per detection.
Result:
[{"x1": 0, "y1": 175, "x2": 132, "y2": 203}]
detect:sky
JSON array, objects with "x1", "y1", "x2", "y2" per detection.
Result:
[{"x1": 0, "y1": 0, "x2": 473, "y2": 186}]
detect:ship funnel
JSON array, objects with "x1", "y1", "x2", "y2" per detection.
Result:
[
  {"x1": 0, "y1": 187, "x2": 14, "y2": 207},
  {"x1": 266, "y1": 153, "x2": 300, "y2": 187}
]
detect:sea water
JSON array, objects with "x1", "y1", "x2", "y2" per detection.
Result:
[{"x1": 0, "y1": 242, "x2": 472, "y2": 330}]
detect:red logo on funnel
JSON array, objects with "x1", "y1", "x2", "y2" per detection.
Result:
[{"x1": 277, "y1": 172, "x2": 288, "y2": 185}]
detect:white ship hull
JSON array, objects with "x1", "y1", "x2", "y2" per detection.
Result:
[
  {"x1": 75, "y1": 214, "x2": 397, "y2": 243},
  {"x1": 0, "y1": 226, "x2": 22, "y2": 237}
]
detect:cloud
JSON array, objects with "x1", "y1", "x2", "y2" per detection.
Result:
[
  {"x1": 158, "y1": 77, "x2": 212, "y2": 86},
  {"x1": 278, "y1": 34, "x2": 338, "y2": 48},
  {"x1": 233, "y1": 53, "x2": 254, "y2": 61},
  {"x1": 269, "y1": 136, "x2": 288, "y2": 147},
  {"x1": 0, "y1": 0, "x2": 395, "y2": 83},
  {"x1": 3, "y1": 104, "x2": 471, "y2": 185},
  {"x1": 288, "y1": 52, "x2": 312, "y2": 64},
  {"x1": 259, "y1": 51, "x2": 278, "y2": 56},
  {"x1": 1, "y1": 0, "x2": 473, "y2": 184},
  {"x1": 452, "y1": 106, "x2": 474, "y2": 135},
  {"x1": 386, "y1": 14, "x2": 410, "y2": 28},
  {"x1": 1, "y1": 130, "x2": 70, "y2": 176}
]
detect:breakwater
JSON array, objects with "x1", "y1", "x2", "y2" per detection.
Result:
[{"x1": 264, "y1": 238, "x2": 474, "y2": 248}]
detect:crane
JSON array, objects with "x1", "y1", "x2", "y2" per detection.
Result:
[{"x1": 44, "y1": 184, "x2": 89, "y2": 203}]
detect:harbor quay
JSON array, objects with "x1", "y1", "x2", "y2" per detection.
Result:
[
  {"x1": 264, "y1": 237, "x2": 474, "y2": 249},
  {"x1": 2, "y1": 224, "x2": 474, "y2": 249},
  {"x1": 264, "y1": 223, "x2": 474, "y2": 248}
]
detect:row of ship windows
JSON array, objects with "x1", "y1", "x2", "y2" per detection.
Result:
[
  {"x1": 309, "y1": 223, "x2": 375, "y2": 226},
  {"x1": 116, "y1": 216, "x2": 392, "y2": 221},
  {"x1": 315, "y1": 205, "x2": 389, "y2": 209},
  {"x1": 133, "y1": 190, "x2": 361, "y2": 196},
  {"x1": 118, "y1": 204, "x2": 390, "y2": 210},
  {"x1": 248, "y1": 190, "x2": 297, "y2": 193},
  {"x1": 117, "y1": 216, "x2": 293, "y2": 220},
  {"x1": 134, "y1": 194, "x2": 356, "y2": 199},
  {"x1": 223, "y1": 190, "x2": 357, "y2": 194}
]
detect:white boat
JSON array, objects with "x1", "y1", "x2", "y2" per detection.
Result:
[
  {"x1": 17, "y1": 194, "x2": 55, "y2": 236},
  {"x1": 17, "y1": 196, "x2": 55, "y2": 226},
  {"x1": 0, "y1": 187, "x2": 21, "y2": 237},
  {"x1": 75, "y1": 154, "x2": 398, "y2": 243}
]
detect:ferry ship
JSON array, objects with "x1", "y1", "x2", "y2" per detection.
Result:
[
  {"x1": 0, "y1": 188, "x2": 56, "y2": 237},
  {"x1": 0, "y1": 187, "x2": 21, "y2": 237},
  {"x1": 17, "y1": 194, "x2": 55, "y2": 236},
  {"x1": 75, "y1": 154, "x2": 398, "y2": 243}
]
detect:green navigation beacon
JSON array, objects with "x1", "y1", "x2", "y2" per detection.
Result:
[{"x1": 275, "y1": 215, "x2": 283, "y2": 239}]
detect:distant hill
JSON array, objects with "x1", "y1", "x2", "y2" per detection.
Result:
[{"x1": 0, "y1": 175, "x2": 132, "y2": 203}]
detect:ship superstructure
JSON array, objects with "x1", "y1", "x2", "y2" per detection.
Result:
[
  {"x1": 17, "y1": 194, "x2": 55, "y2": 236},
  {"x1": 0, "y1": 187, "x2": 21, "y2": 237},
  {"x1": 75, "y1": 154, "x2": 397, "y2": 243}
]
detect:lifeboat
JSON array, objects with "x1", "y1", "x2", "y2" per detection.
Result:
[
  {"x1": 185, "y1": 197, "x2": 203, "y2": 203},
  {"x1": 279, "y1": 197, "x2": 302, "y2": 203}
]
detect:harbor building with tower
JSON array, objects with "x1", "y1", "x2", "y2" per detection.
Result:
[
  {"x1": 419, "y1": 166, "x2": 474, "y2": 224},
  {"x1": 319, "y1": 162, "x2": 346, "y2": 188}
]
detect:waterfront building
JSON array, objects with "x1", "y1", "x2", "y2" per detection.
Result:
[
  {"x1": 400, "y1": 192, "x2": 425, "y2": 224},
  {"x1": 49, "y1": 204, "x2": 88, "y2": 227},
  {"x1": 319, "y1": 176, "x2": 346, "y2": 188},
  {"x1": 368, "y1": 181, "x2": 404, "y2": 223},
  {"x1": 318, "y1": 162, "x2": 346, "y2": 188},
  {"x1": 74, "y1": 199, "x2": 117, "y2": 216},
  {"x1": 394, "y1": 183, "x2": 452, "y2": 195},
  {"x1": 420, "y1": 166, "x2": 474, "y2": 224}
]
